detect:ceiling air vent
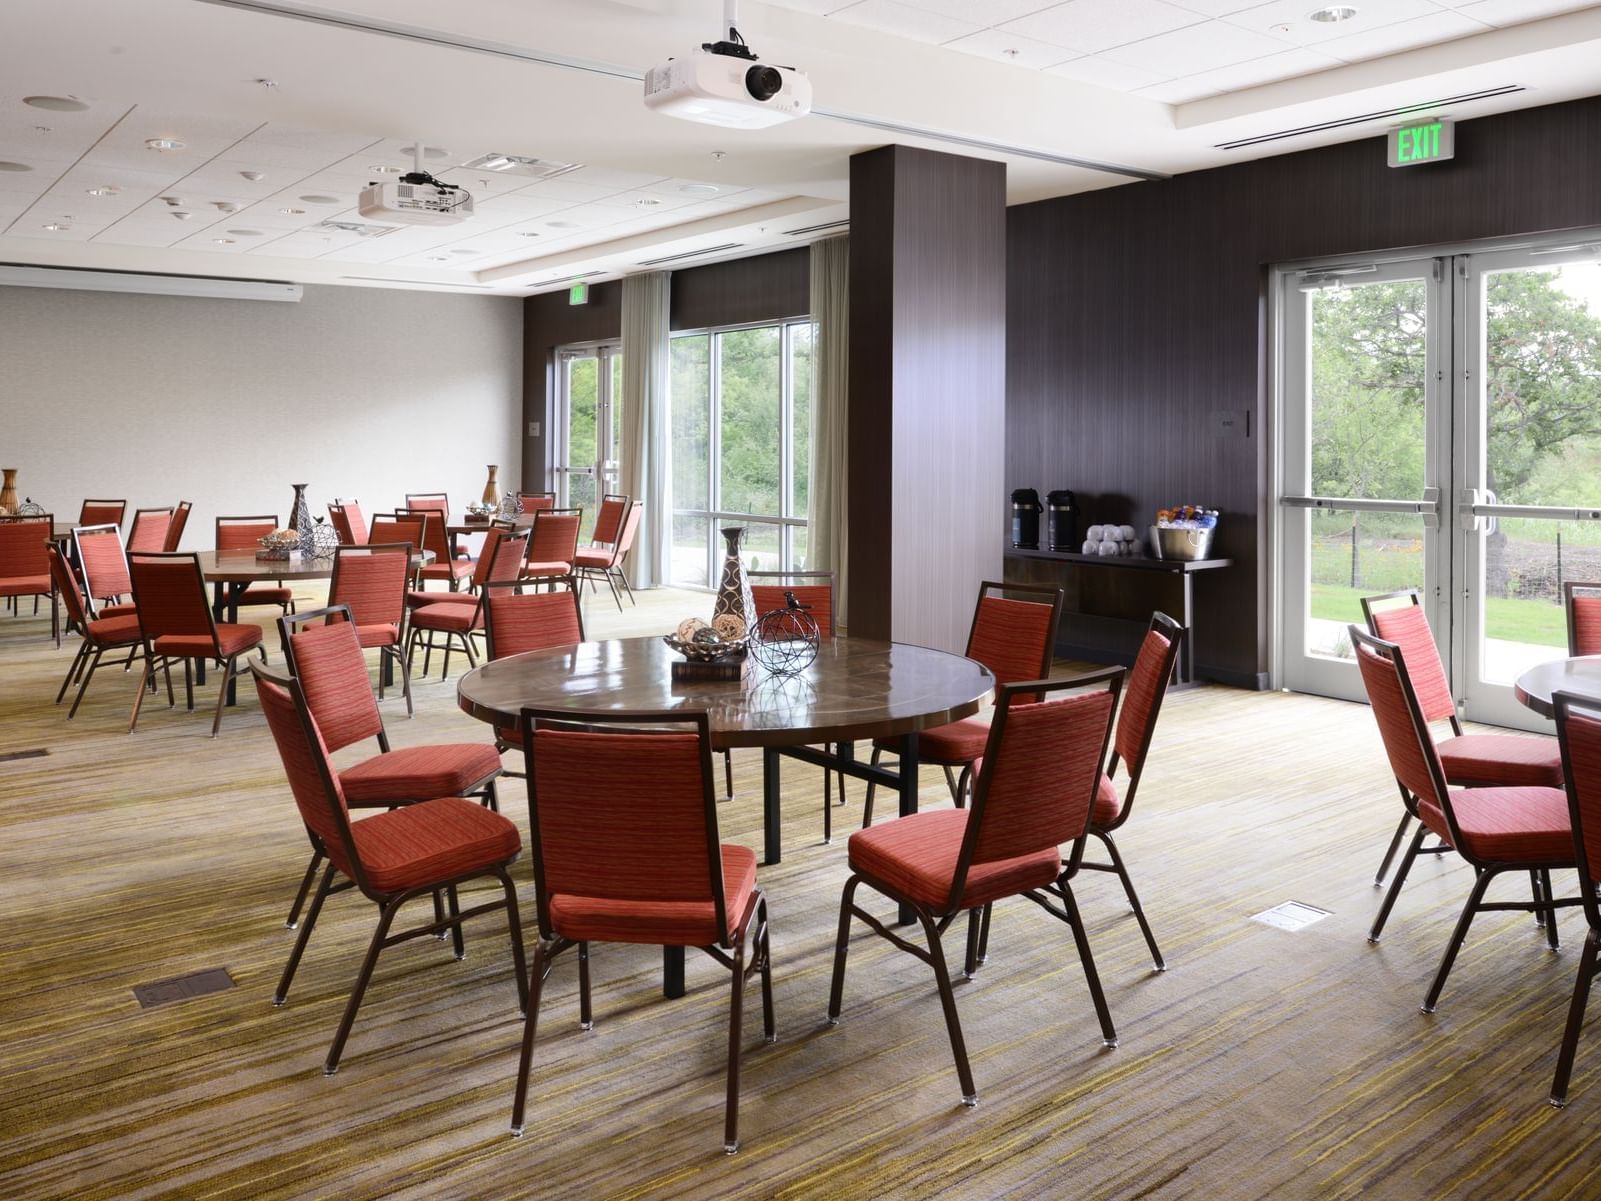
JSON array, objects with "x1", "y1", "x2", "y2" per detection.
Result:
[
  {"x1": 461, "y1": 152, "x2": 582, "y2": 181},
  {"x1": 542, "y1": 271, "x2": 604, "y2": 287},
  {"x1": 318, "y1": 220, "x2": 400, "y2": 238},
  {"x1": 340, "y1": 276, "x2": 493, "y2": 289},
  {"x1": 638, "y1": 243, "x2": 744, "y2": 267},
  {"x1": 1213, "y1": 85, "x2": 1524, "y2": 150},
  {"x1": 783, "y1": 220, "x2": 849, "y2": 238}
]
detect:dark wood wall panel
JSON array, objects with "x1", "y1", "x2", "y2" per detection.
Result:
[{"x1": 1007, "y1": 94, "x2": 1601, "y2": 684}]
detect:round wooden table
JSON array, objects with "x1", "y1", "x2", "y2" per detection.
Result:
[{"x1": 1514, "y1": 656, "x2": 1601, "y2": 719}]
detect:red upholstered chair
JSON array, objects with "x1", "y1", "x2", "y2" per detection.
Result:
[
  {"x1": 1352, "y1": 625, "x2": 1576, "y2": 1010},
  {"x1": 78, "y1": 499, "x2": 126, "y2": 529},
  {"x1": 509, "y1": 708, "x2": 774, "y2": 1154},
  {"x1": 0, "y1": 514, "x2": 57, "y2": 641},
  {"x1": 522, "y1": 508, "x2": 582, "y2": 591},
  {"x1": 406, "y1": 529, "x2": 529, "y2": 680},
  {"x1": 126, "y1": 506, "x2": 174, "y2": 553},
  {"x1": 1565, "y1": 583, "x2": 1601, "y2": 657},
  {"x1": 515, "y1": 491, "x2": 555, "y2": 513},
  {"x1": 127, "y1": 551, "x2": 265, "y2": 737},
  {"x1": 406, "y1": 519, "x2": 515, "y2": 611},
  {"x1": 827, "y1": 669, "x2": 1124, "y2": 1106},
  {"x1": 251, "y1": 662, "x2": 526, "y2": 1075},
  {"x1": 73, "y1": 523, "x2": 134, "y2": 616},
  {"x1": 402, "y1": 506, "x2": 473, "y2": 592},
  {"x1": 328, "y1": 501, "x2": 368, "y2": 547},
  {"x1": 572, "y1": 494, "x2": 634, "y2": 611},
  {"x1": 328, "y1": 542, "x2": 414, "y2": 715},
  {"x1": 1551, "y1": 692, "x2": 1601, "y2": 1108},
  {"x1": 47, "y1": 546, "x2": 143, "y2": 718},
  {"x1": 216, "y1": 515, "x2": 297, "y2": 617},
  {"x1": 405, "y1": 492, "x2": 451, "y2": 521},
  {"x1": 277, "y1": 606, "x2": 505, "y2": 928},
  {"x1": 481, "y1": 583, "x2": 585, "y2": 770},
  {"x1": 1362, "y1": 590, "x2": 1561, "y2": 888},
  {"x1": 863, "y1": 580, "x2": 1065, "y2": 822},
  {"x1": 163, "y1": 501, "x2": 192, "y2": 552}
]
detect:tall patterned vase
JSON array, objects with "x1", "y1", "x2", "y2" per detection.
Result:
[
  {"x1": 291, "y1": 483, "x2": 314, "y2": 555},
  {"x1": 482, "y1": 465, "x2": 501, "y2": 508},
  {"x1": 0, "y1": 469, "x2": 17, "y2": 516},
  {"x1": 712, "y1": 526, "x2": 756, "y2": 640}
]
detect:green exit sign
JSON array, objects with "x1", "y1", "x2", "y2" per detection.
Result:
[
  {"x1": 1388, "y1": 118, "x2": 1454, "y2": 167},
  {"x1": 568, "y1": 281, "x2": 589, "y2": 305}
]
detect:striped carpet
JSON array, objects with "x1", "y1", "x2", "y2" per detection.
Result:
[{"x1": 2, "y1": 586, "x2": 1600, "y2": 1199}]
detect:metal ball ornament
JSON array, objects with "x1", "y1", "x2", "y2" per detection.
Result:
[{"x1": 749, "y1": 592, "x2": 821, "y2": 676}]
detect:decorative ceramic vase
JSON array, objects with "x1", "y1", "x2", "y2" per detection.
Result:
[
  {"x1": 711, "y1": 526, "x2": 756, "y2": 647},
  {"x1": 291, "y1": 483, "x2": 314, "y2": 556},
  {"x1": 0, "y1": 469, "x2": 17, "y2": 516},
  {"x1": 482, "y1": 465, "x2": 501, "y2": 508}
]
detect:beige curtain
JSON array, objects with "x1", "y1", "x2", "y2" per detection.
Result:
[
  {"x1": 808, "y1": 236, "x2": 849, "y2": 626},
  {"x1": 621, "y1": 271, "x2": 671, "y2": 588}
]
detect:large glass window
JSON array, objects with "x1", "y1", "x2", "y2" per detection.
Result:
[{"x1": 670, "y1": 319, "x2": 812, "y2": 586}]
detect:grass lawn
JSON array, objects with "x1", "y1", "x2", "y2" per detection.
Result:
[{"x1": 1310, "y1": 584, "x2": 1567, "y2": 648}]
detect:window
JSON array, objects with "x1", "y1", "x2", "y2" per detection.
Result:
[{"x1": 670, "y1": 319, "x2": 812, "y2": 587}]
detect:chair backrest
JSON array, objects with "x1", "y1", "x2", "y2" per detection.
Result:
[
  {"x1": 1362, "y1": 590, "x2": 1457, "y2": 729},
  {"x1": 1566, "y1": 582, "x2": 1601, "y2": 658},
  {"x1": 483, "y1": 583, "x2": 585, "y2": 660},
  {"x1": 1556, "y1": 692, "x2": 1601, "y2": 930},
  {"x1": 278, "y1": 605, "x2": 386, "y2": 754},
  {"x1": 1109, "y1": 612, "x2": 1185, "y2": 804},
  {"x1": 750, "y1": 570, "x2": 835, "y2": 637},
  {"x1": 522, "y1": 710, "x2": 726, "y2": 941},
  {"x1": 0, "y1": 513, "x2": 53, "y2": 581},
  {"x1": 614, "y1": 500, "x2": 643, "y2": 556},
  {"x1": 467, "y1": 525, "x2": 516, "y2": 590},
  {"x1": 46, "y1": 545, "x2": 91, "y2": 629},
  {"x1": 127, "y1": 506, "x2": 174, "y2": 553},
  {"x1": 396, "y1": 507, "x2": 452, "y2": 563},
  {"x1": 164, "y1": 501, "x2": 192, "y2": 552},
  {"x1": 79, "y1": 499, "x2": 126, "y2": 528},
  {"x1": 965, "y1": 581, "x2": 1065, "y2": 698},
  {"x1": 527, "y1": 508, "x2": 582, "y2": 565},
  {"x1": 127, "y1": 552, "x2": 219, "y2": 646},
  {"x1": 328, "y1": 501, "x2": 369, "y2": 547},
  {"x1": 217, "y1": 514, "x2": 279, "y2": 552},
  {"x1": 73, "y1": 523, "x2": 131, "y2": 603},
  {"x1": 251, "y1": 664, "x2": 366, "y2": 892},
  {"x1": 370, "y1": 512, "x2": 428, "y2": 554},
  {"x1": 517, "y1": 492, "x2": 556, "y2": 513},
  {"x1": 590, "y1": 494, "x2": 629, "y2": 546},
  {"x1": 1350, "y1": 625, "x2": 1453, "y2": 831},
  {"x1": 953, "y1": 669, "x2": 1123, "y2": 912},
  {"x1": 405, "y1": 493, "x2": 450, "y2": 521},
  {"x1": 328, "y1": 543, "x2": 410, "y2": 631}
]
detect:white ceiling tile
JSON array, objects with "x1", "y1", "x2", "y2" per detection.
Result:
[
  {"x1": 944, "y1": 28, "x2": 1082, "y2": 67},
  {"x1": 1176, "y1": 45, "x2": 1342, "y2": 91},
  {"x1": 473, "y1": 193, "x2": 574, "y2": 218},
  {"x1": 895, "y1": 0, "x2": 1065, "y2": 22},
  {"x1": 829, "y1": 0, "x2": 983, "y2": 43},
  {"x1": 1135, "y1": 77, "x2": 1224, "y2": 101},
  {"x1": 1101, "y1": 19, "x2": 1297, "y2": 74},
  {"x1": 1000, "y1": 0, "x2": 1206, "y2": 54},
  {"x1": 560, "y1": 166, "x2": 669, "y2": 189},
  {"x1": 635, "y1": 176, "x2": 752, "y2": 199},
  {"x1": 1045, "y1": 54, "x2": 1171, "y2": 88},
  {"x1": 1222, "y1": 0, "x2": 1448, "y2": 44},
  {"x1": 243, "y1": 126, "x2": 381, "y2": 155},
  {"x1": 1453, "y1": 0, "x2": 1599, "y2": 23},
  {"x1": 91, "y1": 224, "x2": 185, "y2": 247},
  {"x1": 1164, "y1": 0, "x2": 1260, "y2": 13},
  {"x1": 1318, "y1": 10, "x2": 1491, "y2": 61},
  {"x1": 432, "y1": 167, "x2": 532, "y2": 196},
  {"x1": 517, "y1": 177, "x2": 630, "y2": 202},
  {"x1": 590, "y1": 189, "x2": 702, "y2": 213}
]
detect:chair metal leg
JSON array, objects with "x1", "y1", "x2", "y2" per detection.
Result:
[
  {"x1": 577, "y1": 941, "x2": 593, "y2": 1030},
  {"x1": 1057, "y1": 878, "x2": 1118, "y2": 1048},
  {"x1": 285, "y1": 849, "x2": 324, "y2": 928},
  {"x1": 184, "y1": 658, "x2": 194, "y2": 712},
  {"x1": 68, "y1": 647, "x2": 108, "y2": 720},
  {"x1": 1423, "y1": 868, "x2": 1495, "y2": 1013},
  {"x1": 210, "y1": 657, "x2": 235, "y2": 737},
  {"x1": 1369, "y1": 823, "x2": 1428, "y2": 943},
  {"x1": 976, "y1": 903, "x2": 993, "y2": 965},
  {"x1": 324, "y1": 896, "x2": 403, "y2": 1073},
  {"x1": 275, "y1": 863, "x2": 335, "y2": 1004},
  {"x1": 724, "y1": 924, "x2": 748, "y2": 1155},
  {"x1": 496, "y1": 867, "x2": 530, "y2": 1015},
  {"x1": 964, "y1": 907, "x2": 983, "y2": 979},
  {"x1": 510, "y1": 939, "x2": 552, "y2": 1136},
  {"x1": 1552, "y1": 928, "x2": 1600, "y2": 1108},
  {"x1": 955, "y1": 764, "x2": 973, "y2": 809},
  {"x1": 826, "y1": 876, "x2": 862, "y2": 1024},
  {"x1": 862, "y1": 747, "x2": 885, "y2": 828},
  {"x1": 128, "y1": 659, "x2": 154, "y2": 732},
  {"x1": 396, "y1": 647, "x2": 414, "y2": 718},
  {"x1": 1376, "y1": 802, "x2": 1413, "y2": 887},
  {"x1": 822, "y1": 765, "x2": 832, "y2": 845},
  {"x1": 917, "y1": 905, "x2": 978, "y2": 1105},
  {"x1": 56, "y1": 641, "x2": 89, "y2": 704},
  {"x1": 757, "y1": 895, "x2": 775, "y2": 1043},
  {"x1": 724, "y1": 748, "x2": 735, "y2": 803},
  {"x1": 446, "y1": 885, "x2": 466, "y2": 960},
  {"x1": 1096, "y1": 829, "x2": 1166, "y2": 971},
  {"x1": 1542, "y1": 869, "x2": 1561, "y2": 951},
  {"x1": 943, "y1": 765, "x2": 959, "y2": 804}
]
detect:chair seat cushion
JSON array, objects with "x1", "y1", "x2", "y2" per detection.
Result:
[
  {"x1": 409, "y1": 602, "x2": 479, "y2": 633},
  {"x1": 1437, "y1": 733, "x2": 1561, "y2": 788},
  {"x1": 348, "y1": 796, "x2": 521, "y2": 894},
  {"x1": 237, "y1": 585, "x2": 293, "y2": 606},
  {"x1": 848, "y1": 808, "x2": 1061, "y2": 911},
  {"x1": 0, "y1": 574, "x2": 51, "y2": 597},
  {"x1": 523, "y1": 561, "x2": 572, "y2": 577},
  {"x1": 1091, "y1": 772, "x2": 1121, "y2": 828},
  {"x1": 340, "y1": 742, "x2": 502, "y2": 805},
  {"x1": 1420, "y1": 786, "x2": 1572, "y2": 865},
  {"x1": 874, "y1": 717, "x2": 990, "y2": 766},
  {"x1": 153, "y1": 623, "x2": 262, "y2": 659},
  {"x1": 547, "y1": 845, "x2": 757, "y2": 946},
  {"x1": 99, "y1": 601, "x2": 138, "y2": 619},
  {"x1": 420, "y1": 560, "x2": 475, "y2": 582},
  {"x1": 573, "y1": 549, "x2": 612, "y2": 569},
  {"x1": 355, "y1": 622, "x2": 399, "y2": 648},
  {"x1": 406, "y1": 589, "x2": 471, "y2": 608},
  {"x1": 85, "y1": 613, "x2": 143, "y2": 646}
]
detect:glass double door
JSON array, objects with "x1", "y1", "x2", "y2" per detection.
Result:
[
  {"x1": 1278, "y1": 236, "x2": 1601, "y2": 731},
  {"x1": 554, "y1": 344, "x2": 622, "y2": 543}
]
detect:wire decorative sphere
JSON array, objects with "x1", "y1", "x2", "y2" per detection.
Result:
[
  {"x1": 749, "y1": 592, "x2": 821, "y2": 676},
  {"x1": 309, "y1": 516, "x2": 341, "y2": 558}
]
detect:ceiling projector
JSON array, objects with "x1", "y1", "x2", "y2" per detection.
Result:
[
  {"x1": 358, "y1": 143, "x2": 473, "y2": 226},
  {"x1": 644, "y1": 2, "x2": 811, "y2": 129}
]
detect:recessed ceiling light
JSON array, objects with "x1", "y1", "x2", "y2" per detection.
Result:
[
  {"x1": 213, "y1": 237, "x2": 236, "y2": 244},
  {"x1": 226, "y1": 228, "x2": 264, "y2": 236},
  {"x1": 1002, "y1": 48, "x2": 1020, "y2": 58},
  {"x1": 516, "y1": 231, "x2": 541, "y2": 238},
  {"x1": 171, "y1": 211, "x2": 192, "y2": 221},
  {"x1": 278, "y1": 206, "x2": 306, "y2": 215},
  {"x1": 254, "y1": 78, "x2": 278, "y2": 88},
  {"x1": 1270, "y1": 22, "x2": 1294, "y2": 33},
  {"x1": 298, "y1": 194, "x2": 340, "y2": 205},
  {"x1": 547, "y1": 219, "x2": 578, "y2": 228},
  {"x1": 85, "y1": 185, "x2": 119, "y2": 196},
  {"x1": 145, "y1": 137, "x2": 186, "y2": 152},
  {"x1": 711, "y1": 150, "x2": 726, "y2": 160},
  {"x1": 1309, "y1": 5, "x2": 1357, "y2": 21},
  {"x1": 0, "y1": 161, "x2": 33, "y2": 173},
  {"x1": 41, "y1": 222, "x2": 70, "y2": 231},
  {"x1": 24, "y1": 95, "x2": 88, "y2": 112},
  {"x1": 450, "y1": 248, "x2": 476, "y2": 255},
  {"x1": 397, "y1": 144, "x2": 449, "y2": 161},
  {"x1": 679, "y1": 183, "x2": 720, "y2": 195},
  {"x1": 239, "y1": 170, "x2": 265, "y2": 182},
  {"x1": 635, "y1": 198, "x2": 663, "y2": 207}
]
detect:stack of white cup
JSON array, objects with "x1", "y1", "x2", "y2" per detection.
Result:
[{"x1": 1081, "y1": 524, "x2": 1142, "y2": 557}]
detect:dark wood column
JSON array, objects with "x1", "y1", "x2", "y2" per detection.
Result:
[{"x1": 847, "y1": 145, "x2": 1007, "y2": 651}]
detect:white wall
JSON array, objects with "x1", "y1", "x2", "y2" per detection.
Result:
[{"x1": 0, "y1": 283, "x2": 523, "y2": 542}]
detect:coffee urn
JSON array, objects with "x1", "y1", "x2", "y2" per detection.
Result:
[
  {"x1": 1011, "y1": 488, "x2": 1042, "y2": 549},
  {"x1": 1047, "y1": 489, "x2": 1078, "y2": 552}
]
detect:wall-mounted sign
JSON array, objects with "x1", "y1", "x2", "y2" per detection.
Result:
[
  {"x1": 568, "y1": 281, "x2": 589, "y2": 305},
  {"x1": 1388, "y1": 118, "x2": 1454, "y2": 168}
]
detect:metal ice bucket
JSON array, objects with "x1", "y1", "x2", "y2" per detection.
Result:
[{"x1": 1150, "y1": 525, "x2": 1216, "y2": 562}]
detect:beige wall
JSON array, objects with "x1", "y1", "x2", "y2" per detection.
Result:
[{"x1": 0, "y1": 283, "x2": 522, "y2": 541}]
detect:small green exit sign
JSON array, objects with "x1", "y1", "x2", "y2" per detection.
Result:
[
  {"x1": 568, "y1": 281, "x2": 589, "y2": 305},
  {"x1": 1388, "y1": 118, "x2": 1454, "y2": 168}
]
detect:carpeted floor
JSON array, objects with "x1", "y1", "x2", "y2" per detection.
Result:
[{"x1": 2, "y1": 584, "x2": 1599, "y2": 1200}]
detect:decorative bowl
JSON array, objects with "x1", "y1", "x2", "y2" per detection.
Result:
[{"x1": 662, "y1": 634, "x2": 748, "y2": 662}]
